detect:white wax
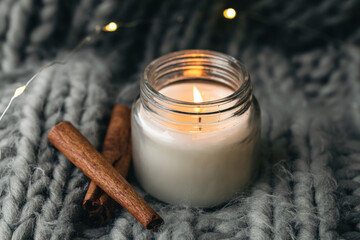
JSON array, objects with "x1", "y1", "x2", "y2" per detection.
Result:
[{"x1": 132, "y1": 82, "x2": 259, "y2": 207}]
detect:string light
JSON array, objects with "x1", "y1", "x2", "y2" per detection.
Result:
[
  {"x1": 0, "y1": 18, "x2": 182, "y2": 123},
  {"x1": 103, "y1": 22, "x2": 118, "y2": 32},
  {"x1": 0, "y1": 26, "x2": 102, "y2": 122},
  {"x1": 223, "y1": 8, "x2": 236, "y2": 19}
]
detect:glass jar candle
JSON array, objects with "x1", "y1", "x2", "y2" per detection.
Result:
[{"x1": 132, "y1": 50, "x2": 261, "y2": 207}]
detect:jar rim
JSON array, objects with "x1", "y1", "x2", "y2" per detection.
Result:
[{"x1": 143, "y1": 49, "x2": 251, "y2": 107}]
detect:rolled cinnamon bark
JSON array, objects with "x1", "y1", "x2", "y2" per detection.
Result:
[
  {"x1": 48, "y1": 121, "x2": 163, "y2": 230},
  {"x1": 82, "y1": 105, "x2": 131, "y2": 225}
]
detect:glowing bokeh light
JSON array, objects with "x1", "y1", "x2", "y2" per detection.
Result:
[
  {"x1": 223, "y1": 8, "x2": 236, "y2": 19},
  {"x1": 14, "y1": 86, "x2": 26, "y2": 98},
  {"x1": 103, "y1": 22, "x2": 118, "y2": 32}
]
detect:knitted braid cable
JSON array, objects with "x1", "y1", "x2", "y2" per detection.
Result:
[
  {"x1": 0, "y1": 0, "x2": 16, "y2": 68},
  {"x1": 26, "y1": 0, "x2": 59, "y2": 61},
  {"x1": 32, "y1": 63, "x2": 85, "y2": 240},
  {"x1": 270, "y1": 115, "x2": 296, "y2": 240},
  {"x1": 309, "y1": 119, "x2": 338, "y2": 239},
  {"x1": 49, "y1": 54, "x2": 110, "y2": 239},
  {"x1": 11, "y1": 63, "x2": 71, "y2": 239},
  {"x1": 33, "y1": 53, "x2": 109, "y2": 240},
  {"x1": 1, "y1": 0, "x2": 37, "y2": 72},
  {"x1": 0, "y1": 69, "x2": 53, "y2": 240},
  {"x1": 66, "y1": 0, "x2": 99, "y2": 46}
]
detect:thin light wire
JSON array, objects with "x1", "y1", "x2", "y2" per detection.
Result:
[
  {"x1": 0, "y1": 27, "x2": 101, "y2": 122},
  {"x1": 0, "y1": 18, "x2": 181, "y2": 123}
]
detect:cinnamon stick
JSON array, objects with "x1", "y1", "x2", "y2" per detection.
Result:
[
  {"x1": 48, "y1": 121, "x2": 163, "y2": 231},
  {"x1": 82, "y1": 104, "x2": 131, "y2": 225}
]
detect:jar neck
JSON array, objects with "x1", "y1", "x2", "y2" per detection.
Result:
[{"x1": 140, "y1": 50, "x2": 252, "y2": 131}]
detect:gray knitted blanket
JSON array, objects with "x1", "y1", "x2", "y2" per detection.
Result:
[{"x1": 1, "y1": 0, "x2": 360, "y2": 239}]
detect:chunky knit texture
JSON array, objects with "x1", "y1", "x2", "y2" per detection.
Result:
[{"x1": 0, "y1": 0, "x2": 360, "y2": 239}]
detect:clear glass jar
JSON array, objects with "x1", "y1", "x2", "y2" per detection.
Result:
[{"x1": 132, "y1": 50, "x2": 260, "y2": 207}]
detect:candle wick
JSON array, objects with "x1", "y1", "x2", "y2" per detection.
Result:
[{"x1": 199, "y1": 116, "x2": 202, "y2": 131}]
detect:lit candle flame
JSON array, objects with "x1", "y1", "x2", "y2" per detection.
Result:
[
  {"x1": 193, "y1": 86, "x2": 203, "y2": 103},
  {"x1": 223, "y1": 8, "x2": 236, "y2": 19},
  {"x1": 103, "y1": 22, "x2": 118, "y2": 32},
  {"x1": 193, "y1": 86, "x2": 203, "y2": 115}
]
